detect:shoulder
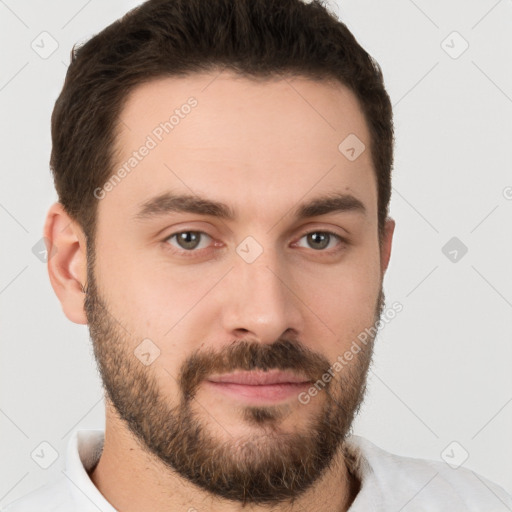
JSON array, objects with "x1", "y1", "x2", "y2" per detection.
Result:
[
  {"x1": 0, "y1": 476, "x2": 74, "y2": 512},
  {"x1": 345, "y1": 435, "x2": 512, "y2": 511}
]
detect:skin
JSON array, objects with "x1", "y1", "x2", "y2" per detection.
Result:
[{"x1": 45, "y1": 71, "x2": 395, "y2": 512}]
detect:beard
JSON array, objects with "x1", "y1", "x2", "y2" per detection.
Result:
[{"x1": 84, "y1": 247, "x2": 385, "y2": 506}]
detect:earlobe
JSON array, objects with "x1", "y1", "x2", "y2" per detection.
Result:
[
  {"x1": 43, "y1": 202, "x2": 88, "y2": 325},
  {"x1": 380, "y1": 217, "x2": 395, "y2": 275}
]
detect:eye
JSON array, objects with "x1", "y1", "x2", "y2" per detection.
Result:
[
  {"x1": 162, "y1": 229, "x2": 346, "y2": 258},
  {"x1": 295, "y1": 231, "x2": 344, "y2": 251},
  {"x1": 165, "y1": 231, "x2": 212, "y2": 252}
]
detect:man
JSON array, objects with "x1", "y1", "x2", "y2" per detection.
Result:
[{"x1": 3, "y1": 0, "x2": 511, "y2": 510}]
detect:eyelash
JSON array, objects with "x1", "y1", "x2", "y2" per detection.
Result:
[{"x1": 162, "y1": 229, "x2": 347, "y2": 258}]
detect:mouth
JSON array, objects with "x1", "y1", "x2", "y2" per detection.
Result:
[{"x1": 205, "y1": 370, "x2": 312, "y2": 403}]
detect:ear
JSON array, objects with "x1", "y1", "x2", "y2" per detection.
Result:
[
  {"x1": 380, "y1": 217, "x2": 395, "y2": 275},
  {"x1": 43, "y1": 202, "x2": 88, "y2": 324}
]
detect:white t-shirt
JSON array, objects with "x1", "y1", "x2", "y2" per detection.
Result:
[{"x1": 2, "y1": 430, "x2": 511, "y2": 511}]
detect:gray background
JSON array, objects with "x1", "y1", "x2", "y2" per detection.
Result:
[{"x1": 1, "y1": 0, "x2": 511, "y2": 505}]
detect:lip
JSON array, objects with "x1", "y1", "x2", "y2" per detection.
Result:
[
  {"x1": 205, "y1": 370, "x2": 312, "y2": 403},
  {"x1": 207, "y1": 370, "x2": 311, "y2": 386}
]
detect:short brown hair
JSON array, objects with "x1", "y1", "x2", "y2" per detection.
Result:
[{"x1": 51, "y1": 0, "x2": 394, "y2": 245}]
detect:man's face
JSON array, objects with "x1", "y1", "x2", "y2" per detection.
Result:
[{"x1": 84, "y1": 72, "x2": 391, "y2": 504}]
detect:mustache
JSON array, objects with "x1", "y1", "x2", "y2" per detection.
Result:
[{"x1": 178, "y1": 338, "x2": 332, "y2": 400}]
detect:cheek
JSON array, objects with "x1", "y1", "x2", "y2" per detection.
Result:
[
  {"x1": 95, "y1": 243, "x2": 227, "y2": 344},
  {"x1": 298, "y1": 250, "x2": 381, "y2": 350}
]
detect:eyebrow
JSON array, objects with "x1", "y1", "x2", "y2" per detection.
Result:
[{"x1": 133, "y1": 191, "x2": 367, "y2": 222}]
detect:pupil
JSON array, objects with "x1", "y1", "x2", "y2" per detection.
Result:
[
  {"x1": 179, "y1": 232, "x2": 198, "y2": 249},
  {"x1": 308, "y1": 232, "x2": 328, "y2": 250}
]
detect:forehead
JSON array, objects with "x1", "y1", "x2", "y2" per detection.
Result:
[{"x1": 99, "y1": 71, "x2": 377, "y2": 227}]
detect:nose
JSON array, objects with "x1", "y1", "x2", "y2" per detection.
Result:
[{"x1": 220, "y1": 250, "x2": 305, "y2": 345}]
